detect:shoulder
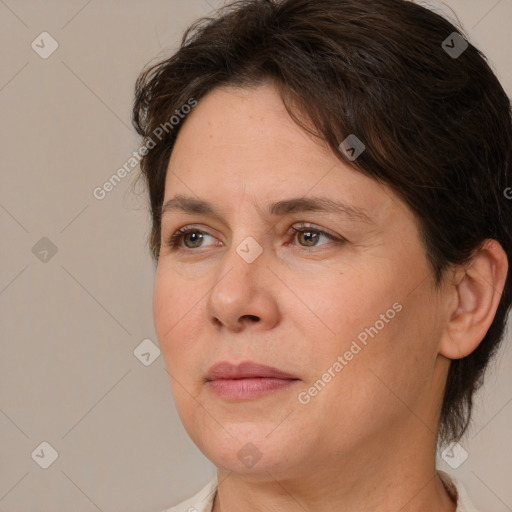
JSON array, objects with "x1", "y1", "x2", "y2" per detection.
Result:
[
  {"x1": 438, "y1": 470, "x2": 479, "y2": 512},
  {"x1": 159, "y1": 478, "x2": 218, "y2": 512}
]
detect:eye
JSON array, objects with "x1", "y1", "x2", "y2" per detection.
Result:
[
  {"x1": 164, "y1": 223, "x2": 345, "y2": 253},
  {"x1": 289, "y1": 223, "x2": 344, "y2": 248},
  {"x1": 166, "y1": 226, "x2": 219, "y2": 250}
]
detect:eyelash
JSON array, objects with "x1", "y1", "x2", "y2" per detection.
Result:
[{"x1": 165, "y1": 223, "x2": 345, "y2": 252}]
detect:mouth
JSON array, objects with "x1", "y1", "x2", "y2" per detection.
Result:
[{"x1": 205, "y1": 361, "x2": 300, "y2": 400}]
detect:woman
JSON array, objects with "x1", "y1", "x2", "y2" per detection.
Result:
[{"x1": 132, "y1": 1, "x2": 511, "y2": 510}]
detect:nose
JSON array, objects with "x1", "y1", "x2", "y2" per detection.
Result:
[{"x1": 206, "y1": 242, "x2": 281, "y2": 333}]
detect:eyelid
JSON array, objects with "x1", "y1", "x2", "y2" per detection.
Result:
[{"x1": 289, "y1": 222, "x2": 341, "y2": 240}]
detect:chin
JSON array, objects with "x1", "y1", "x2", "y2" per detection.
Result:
[{"x1": 195, "y1": 423, "x2": 304, "y2": 478}]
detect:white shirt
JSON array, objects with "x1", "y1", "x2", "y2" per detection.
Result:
[{"x1": 162, "y1": 470, "x2": 478, "y2": 512}]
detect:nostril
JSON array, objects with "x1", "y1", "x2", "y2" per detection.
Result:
[{"x1": 242, "y1": 315, "x2": 260, "y2": 323}]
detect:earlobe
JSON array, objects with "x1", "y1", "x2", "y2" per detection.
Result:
[{"x1": 439, "y1": 239, "x2": 508, "y2": 360}]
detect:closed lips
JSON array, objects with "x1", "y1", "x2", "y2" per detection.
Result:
[{"x1": 205, "y1": 361, "x2": 299, "y2": 381}]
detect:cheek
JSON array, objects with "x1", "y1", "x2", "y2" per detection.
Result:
[
  {"x1": 295, "y1": 264, "x2": 398, "y2": 349},
  {"x1": 327, "y1": 281, "x2": 440, "y2": 419},
  {"x1": 153, "y1": 269, "x2": 207, "y2": 428},
  {"x1": 153, "y1": 268, "x2": 174, "y2": 344},
  {"x1": 295, "y1": 296, "x2": 438, "y2": 447},
  {"x1": 153, "y1": 264, "x2": 202, "y2": 330},
  {"x1": 294, "y1": 254, "x2": 437, "y2": 390},
  {"x1": 153, "y1": 267, "x2": 202, "y2": 372}
]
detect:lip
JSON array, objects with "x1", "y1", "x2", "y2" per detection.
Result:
[
  {"x1": 206, "y1": 361, "x2": 297, "y2": 380},
  {"x1": 205, "y1": 361, "x2": 300, "y2": 400}
]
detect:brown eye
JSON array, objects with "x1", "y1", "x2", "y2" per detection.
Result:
[
  {"x1": 182, "y1": 231, "x2": 205, "y2": 248},
  {"x1": 297, "y1": 229, "x2": 321, "y2": 247},
  {"x1": 291, "y1": 224, "x2": 340, "y2": 248},
  {"x1": 168, "y1": 227, "x2": 217, "y2": 251}
]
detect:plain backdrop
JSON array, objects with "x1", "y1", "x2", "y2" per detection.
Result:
[{"x1": 1, "y1": 1, "x2": 511, "y2": 511}]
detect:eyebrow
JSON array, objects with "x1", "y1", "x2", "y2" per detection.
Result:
[{"x1": 161, "y1": 194, "x2": 374, "y2": 224}]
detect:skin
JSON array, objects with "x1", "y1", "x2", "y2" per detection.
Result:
[{"x1": 153, "y1": 82, "x2": 508, "y2": 511}]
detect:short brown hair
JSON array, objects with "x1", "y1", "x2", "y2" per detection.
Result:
[{"x1": 132, "y1": 0, "x2": 512, "y2": 445}]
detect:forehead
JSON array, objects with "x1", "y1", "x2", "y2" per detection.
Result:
[
  {"x1": 169, "y1": 83, "x2": 324, "y2": 173},
  {"x1": 164, "y1": 83, "x2": 408, "y2": 228}
]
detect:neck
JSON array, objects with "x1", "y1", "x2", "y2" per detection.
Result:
[
  {"x1": 211, "y1": 432, "x2": 456, "y2": 512},
  {"x1": 213, "y1": 470, "x2": 455, "y2": 512}
]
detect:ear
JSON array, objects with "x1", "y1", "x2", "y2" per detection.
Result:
[{"x1": 440, "y1": 239, "x2": 509, "y2": 359}]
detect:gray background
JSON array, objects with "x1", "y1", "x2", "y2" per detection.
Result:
[{"x1": 0, "y1": 1, "x2": 511, "y2": 511}]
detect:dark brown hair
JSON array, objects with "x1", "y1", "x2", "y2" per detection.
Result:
[{"x1": 132, "y1": 0, "x2": 512, "y2": 445}]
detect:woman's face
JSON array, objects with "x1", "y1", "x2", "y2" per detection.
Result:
[{"x1": 153, "y1": 83, "x2": 451, "y2": 479}]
